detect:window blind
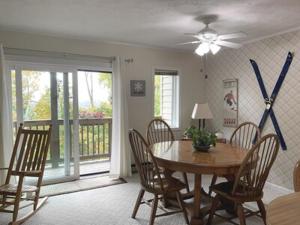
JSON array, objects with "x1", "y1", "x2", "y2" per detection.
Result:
[
  {"x1": 155, "y1": 69, "x2": 178, "y2": 76},
  {"x1": 4, "y1": 47, "x2": 113, "y2": 69}
]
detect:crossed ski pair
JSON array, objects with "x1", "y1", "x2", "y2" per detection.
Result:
[{"x1": 250, "y1": 52, "x2": 293, "y2": 150}]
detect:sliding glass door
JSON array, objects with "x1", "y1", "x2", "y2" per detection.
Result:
[
  {"x1": 9, "y1": 61, "x2": 114, "y2": 183},
  {"x1": 10, "y1": 65, "x2": 80, "y2": 183},
  {"x1": 77, "y1": 70, "x2": 112, "y2": 175}
]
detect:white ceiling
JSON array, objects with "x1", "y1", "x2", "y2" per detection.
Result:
[{"x1": 1, "y1": 0, "x2": 300, "y2": 50}]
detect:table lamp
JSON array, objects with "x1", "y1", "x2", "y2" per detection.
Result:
[{"x1": 191, "y1": 103, "x2": 213, "y2": 129}]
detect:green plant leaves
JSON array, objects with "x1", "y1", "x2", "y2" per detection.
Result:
[{"x1": 184, "y1": 126, "x2": 216, "y2": 147}]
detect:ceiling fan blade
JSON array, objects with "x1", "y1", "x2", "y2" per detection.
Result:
[
  {"x1": 215, "y1": 40, "x2": 242, "y2": 49},
  {"x1": 218, "y1": 32, "x2": 247, "y2": 40},
  {"x1": 176, "y1": 41, "x2": 201, "y2": 45},
  {"x1": 184, "y1": 33, "x2": 198, "y2": 36}
]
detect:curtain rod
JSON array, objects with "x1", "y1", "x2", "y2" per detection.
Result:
[{"x1": 3, "y1": 47, "x2": 115, "y2": 62}]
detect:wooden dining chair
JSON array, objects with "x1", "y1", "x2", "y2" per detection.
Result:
[
  {"x1": 129, "y1": 129, "x2": 189, "y2": 225},
  {"x1": 229, "y1": 122, "x2": 261, "y2": 149},
  {"x1": 209, "y1": 122, "x2": 261, "y2": 195},
  {"x1": 147, "y1": 118, "x2": 175, "y2": 145},
  {"x1": 0, "y1": 124, "x2": 52, "y2": 225},
  {"x1": 146, "y1": 118, "x2": 190, "y2": 192},
  {"x1": 293, "y1": 160, "x2": 300, "y2": 192},
  {"x1": 207, "y1": 133, "x2": 280, "y2": 225}
]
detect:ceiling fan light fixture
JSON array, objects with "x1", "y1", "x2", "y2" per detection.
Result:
[
  {"x1": 201, "y1": 26, "x2": 218, "y2": 41},
  {"x1": 210, "y1": 43, "x2": 221, "y2": 54},
  {"x1": 195, "y1": 43, "x2": 210, "y2": 56},
  {"x1": 182, "y1": 22, "x2": 246, "y2": 56},
  {"x1": 195, "y1": 46, "x2": 205, "y2": 56},
  {"x1": 202, "y1": 32, "x2": 218, "y2": 41}
]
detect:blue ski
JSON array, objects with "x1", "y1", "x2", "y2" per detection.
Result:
[{"x1": 250, "y1": 52, "x2": 293, "y2": 150}]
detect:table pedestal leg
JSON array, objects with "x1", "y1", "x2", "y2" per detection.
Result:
[
  {"x1": 190, "y1": 174, "x2": 204, "y2": 225},
  {"x1": 162, "y1": 168, "x2": 175, "y2": 208}
]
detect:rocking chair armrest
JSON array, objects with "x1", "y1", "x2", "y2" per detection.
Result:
[{"x1": 11, "y1": 170, "x2": 42, "y2": 177}]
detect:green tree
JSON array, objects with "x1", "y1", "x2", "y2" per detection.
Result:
[
  {"x1": 22, "y1": 71, "x2": 46, "y2": 120},
  {"x1": 84, "y1": 72, "x2": 95, "y2": 108},
  {"x1": 32, "y1": 88, "x2": 51, "y2": 120},
  {"x1": 98, "y1": 72, "x2": 112, "y2": 92},
  {"x1": 99, "y1": 101, "x2": 112, "y2": 117},
  {"x1": 81, "y1": 72, "x2": 112, "y2": 118},
  {"x1": 97, "y1": 72, "x2": 112, "y2": 117},
  {"x1": 154, "y1": 76, "x2": 161, "y2": 117}
]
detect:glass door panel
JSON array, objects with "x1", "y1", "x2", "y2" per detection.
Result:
[
  {"x1": 77, "y1": 70, "x2": 112, "y2": 175},
  {"x1": 9, "y1": 64, "x2": 113, "y2": 181},
  {"x1": 11, "y1": 68, "x2": 79, "y2": 183}
]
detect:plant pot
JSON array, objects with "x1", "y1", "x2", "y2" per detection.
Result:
[{"x1": 192, "y1": 143, "x2": 211, "y2": 152}]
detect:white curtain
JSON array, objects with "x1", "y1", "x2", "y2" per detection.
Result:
[
  {"x1": 110, "y1": 56, "x2": 131, "y2": 178},
  {"x1": 0, "y1": 44, "x2": 13, "y2": 185}
]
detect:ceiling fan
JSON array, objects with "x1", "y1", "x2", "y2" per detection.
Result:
[{"x1": 179, "y1": 23, "x2": 246, "y2": 56}]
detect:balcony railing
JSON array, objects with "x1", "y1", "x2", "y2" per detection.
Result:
[{"x1": 14, "y1": 118, "x2": 112, "y2": 168}]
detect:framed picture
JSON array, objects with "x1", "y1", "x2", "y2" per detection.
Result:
[
  {"x1": 130, "y1": 80, "x2": 146, "y2": 97},
  {"x1": 223, "y1": 79, "x2": 238, "y2": 127}
]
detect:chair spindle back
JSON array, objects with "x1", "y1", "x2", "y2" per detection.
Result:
[
  {"x1": 129, "y1": 129, "x2": 164, "y2": 193},
  {"x1": 147, "y1": 118, "x2": 174, "y2": 145},
  {"x1": 232, "y1": 134, "x2": 279, "y2": 198},
  {"x1": 230, "y1": 122, "x2": 261, "y2": 150},
  {"x1": 6, "y1": 124, "x2": 52, "y2": 184}
]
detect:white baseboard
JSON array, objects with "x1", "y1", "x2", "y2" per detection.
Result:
[
  {"x1": 244, "y1": 182, "x2": 293, "y2": 211},
  {"x1": 263, "y1": 181, "x2": 293, "y2": 204},
  {"x1": 265, "y1": 181, "x2": 293, "y2": 195}
]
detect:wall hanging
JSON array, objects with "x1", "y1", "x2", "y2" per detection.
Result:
[
  {"x1": 250, "y1": 51, "x2": 293, "y2": 150},
  {"x1": 130, "y1": 80, "x2": 146, "y2": 97},
  {"x1": 223, "y1": 79, "x2": 238, "y2": 127}
]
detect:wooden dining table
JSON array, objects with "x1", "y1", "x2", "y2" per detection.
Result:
[
  {"x1": 267, "y1": 192, "x2": 300, "y2": 225},
  {"x1": 151, "y1": 140, "x2": 248, "y2": 225}
]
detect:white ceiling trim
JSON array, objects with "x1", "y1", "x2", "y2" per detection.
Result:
[{"x1": 242, "y1": 26, "x2": 300, "y2": 45}]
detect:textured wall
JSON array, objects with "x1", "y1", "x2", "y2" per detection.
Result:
[
  {"x1": 205, "y1": 30, "x2": 300, "y2": 190},
  {"x1": 0, "y1": 30, "x2": 205, "y2": 141}
]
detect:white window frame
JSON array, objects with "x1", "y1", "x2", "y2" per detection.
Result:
[
  {"x1": 152, "y1": 67, "x2": 181, "y2": 129},
  {"x1": 6, "y1": 57, "x2": 113, "y2": 184},
  {"x1": 7, "y1": 61, "x2": 81, "y2": 184}
]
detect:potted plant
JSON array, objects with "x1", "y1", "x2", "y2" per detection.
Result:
[
  {"x1": 191, "y1": 129, "x2": 217, "y2": 152},
  {"x1": 184, "y1": 125, "x2": 197, "y2": 139}
]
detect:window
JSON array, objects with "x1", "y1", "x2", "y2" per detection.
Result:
[
  {"x1": 6, "y1": 48, "x2": 113, "y2": 183},
  {"x1": 154, "y1": 69, "x2": 179, "y2": 128}
]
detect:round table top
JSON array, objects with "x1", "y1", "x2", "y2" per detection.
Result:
[
  {"x1": 152, "y1": 140, "x2": 248, "y2": 175},
  {"x1": 267, "y1": 192, "x2": 300, "y2": 225}
]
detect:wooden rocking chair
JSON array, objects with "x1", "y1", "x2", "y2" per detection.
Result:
[{"x1": 0, "y1": 124, "x2": 51, "y2": 225}]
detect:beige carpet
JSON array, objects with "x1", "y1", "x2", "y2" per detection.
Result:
[
  {"x1": 0, "y1": 174, "x2": 264, "y2": 225},
  {"x1": 40, "y1": 175, "x2": 126, "y2": 197}
]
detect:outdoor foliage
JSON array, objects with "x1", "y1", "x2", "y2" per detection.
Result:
[
  {"x1": 12, "y1": 70, "x2": 113, "y2": 163},
  {"x1": 154, "y1": 75, "x2": 161, "y2": 117}
]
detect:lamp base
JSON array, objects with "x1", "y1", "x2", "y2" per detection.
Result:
[{"x1": 198, "y1": 119, "x2": 206, "y2": 130}]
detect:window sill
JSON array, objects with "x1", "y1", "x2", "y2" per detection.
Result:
[{"x1": 170, "y1": 127, "x2": 182, "y2": 132}]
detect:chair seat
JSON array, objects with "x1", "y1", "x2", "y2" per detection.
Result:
[
  {"x1": 152, "y1": 177, "x2": 186, "y2": 193},
  {"x1": 0, "y1": 184, "x2": 38, "y2": 194},
  {"x1": 211, "y1": 181, "x2": 263, "y2": 202}
]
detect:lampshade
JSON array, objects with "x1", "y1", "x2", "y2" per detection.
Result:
[
  {"x1": 191, "y1": 103, "x2": 213, "y2": 119},
  {"x1": 195, "y1": 42, "x2": 221, "y2": 56},
  {"x1": 195, "y1": 43, "x2": 210, "y2": 56},
  {"x1": 210, "y1": 43, "x2": 221, "y2": 55}
]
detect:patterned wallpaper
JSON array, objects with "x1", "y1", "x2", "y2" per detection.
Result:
[{"x1": 204, "y1": 30, "x2": 300, "y2": 190}]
